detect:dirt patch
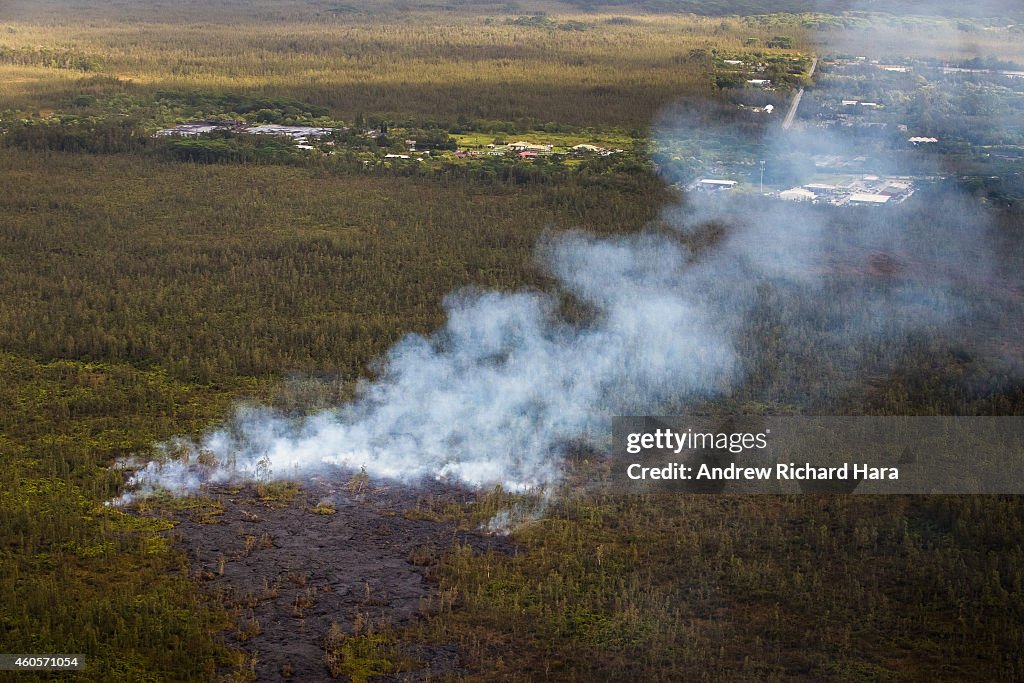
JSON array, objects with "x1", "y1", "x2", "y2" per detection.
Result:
[{"x1": 162, "y1": 477, "x2": 510, "y2": 681}]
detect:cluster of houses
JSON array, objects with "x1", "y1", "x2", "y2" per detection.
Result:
[
  {"x1": 737, "y1": 103, "x2": 775, "y2": 114},
  {"x1": 452, "y1": 141, "x2": 620, "y2": 160},
  {"x1": 690, "y1": 178, "x2": 738, "y2": 192},
  {"x1": 156, "y1": 121, "x2": 335, "y2": 139},
  {"x1": 505, "y1": 140, "x2": 554, "y2": 158},
  {"x1": 156, "y1": 122, "x2": 624, "y2": 164},
  {"x1": 155, "y1": 121, "x2": 337, "y2": 150},
  {"x1": 778, "y1": 176, "x2": 914, "y2": 206},
  {"x1": 685, "y1": 175, "x2": 916, "y2": 207},
  {"x1": 717, "y1": 56, "x2": 783, "y2": 90},
  {"x1": 813, "y1": 100, "x2": 892, "y2": 131},
  {"x1": 941, "y1": 65, "x2": 1024, "y2": 79},
  {"x1": 505, "y1": 141, "x2": 621, "y2": 158}
]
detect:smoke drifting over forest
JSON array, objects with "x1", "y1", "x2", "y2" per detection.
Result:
[
  {"x1": 117, "y1": 230, "x2": 741, "y2": 498},
  {"x1": 115, "y1": 9, "x2": 1022, "y2": 501}
]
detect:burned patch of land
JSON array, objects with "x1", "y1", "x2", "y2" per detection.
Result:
[{"x1": 152, "y1": 479, "x2": 511, "y2": 682}]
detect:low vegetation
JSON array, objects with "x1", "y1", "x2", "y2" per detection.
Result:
[{"x1": 414, "y1": 493, "x2": 1024, "y2": 681}]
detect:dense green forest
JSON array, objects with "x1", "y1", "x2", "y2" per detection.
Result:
[
  {"x1": 1, "y1": 1, "x2": 1023, "y2": 681},
  {"x1": 0, "y1": 150, "x2": 666, "y2": 383}
]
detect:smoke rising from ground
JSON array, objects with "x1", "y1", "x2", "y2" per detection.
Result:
[
  {"x1": 117, "y1": 232, "x2": 741, "y2": 499},
  {"x1": 115, "y1": 7, "x2": 1022, "y2": 501},
  {"x1": 117, "y1": 188, "x2": 1009, "y2": 499}
]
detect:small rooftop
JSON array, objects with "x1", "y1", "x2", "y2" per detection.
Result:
[{"x1": 848, "y1": 193, "x2": 890, "y2": 204}]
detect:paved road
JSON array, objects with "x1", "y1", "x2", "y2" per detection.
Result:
[{"x1": 783, "y1": 56, "x2": 818, "y2": 130}]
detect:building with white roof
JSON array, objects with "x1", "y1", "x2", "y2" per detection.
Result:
[
  {"x1": 848, "y1": 193, "x2": 890, "y2": 205},
  {"x1": 780, "y1": 188, "x2": 816, "y2": 201},
  {"x1": 698, "y1": 179, "x2": 738, "y2": 190}
]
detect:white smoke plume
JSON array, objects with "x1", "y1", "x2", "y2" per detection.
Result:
[
  {"x1": 116, "y1": 190, "x2": 1008, "y2": 500},
  {"x1": 116, "y1": 232, "x2": 742, "y2": 500},
  {"x1": 114, "y1": 4, "x2": 1022, "y2": 502}
]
